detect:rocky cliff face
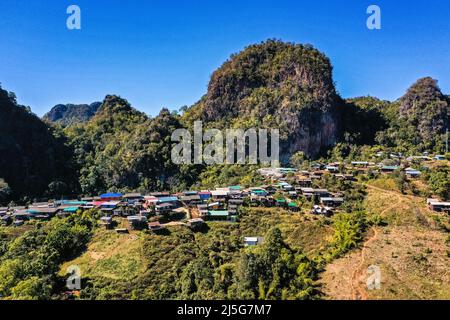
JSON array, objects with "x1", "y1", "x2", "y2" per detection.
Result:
[
  {"x1": 191, "y1": 40, "x2": 342, "y2": 159},
  {"x1": 43, "y1": 102, "x2": 101, "y2": 126}
]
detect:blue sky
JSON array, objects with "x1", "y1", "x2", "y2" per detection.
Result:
[{"x1": 1, "y1": 0, "x2": 449, "y2": 116}]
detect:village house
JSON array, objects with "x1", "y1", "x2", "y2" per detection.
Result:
[
  {"x1": 100, "y1": 201, "x2": 120, "y2": 214},
  {"x1": 311, "y1": 205, "x2": 334, "y2": 217},
  {"x1": 427, "y1": 199, "x2": 450, "y2": 213},
  {"x1": 250, "y1": 188, "x2": 268, "y2": 197},
  {"x1": 310, "y1": 173, "x2": 323, "y2": 180},
  {"x1": 228, "y1": 198, "x2": 244, "y2": 215},
  {"x1": 287, "y1": 202, "x2": 299, "y2": 212},
  {"x1": 320, "y1": 197, "x2": 344, "y2": 208},
  {"x1": 180, "y1": 194, "x2": 202, "y2": 207},
  {"x1": 380, "y1": 165, "x2": 400, "y2": 174},
  {"x1": 100, "y1": 216, "x2": 114, "y2": 229},
  {"x1": 300, "y1": 187, "x2": 315, "y2": 198},
  {"x1": 405, "y1": 168, "x2": 421, "y2": 178},
  {"x1": 311, "y1": 163, "x2": 325, "y2": 171},
  {"x1": 60, "y1": 206, "x2": 80, "y2": 216},
  {"x1": 143, "y1": 195, "x2": 158, "y2": 209},
  {"x1": 207, "y1": 210, "x2": 231, "y2": 221},
  {"x1": 406, "y1": 155, "x2": 432, "y2": 162},
  {"x1": 0, "y1": 207, "x2": 8, "y2": 216},
  {"x1": 433, "y1": 155, "x2": 446, "y2": 161},
  {"x1": 123, "y1": 193, "x2": 143, "y2": 204},
  {"x1": 198, "y1": 191, "x2": 212, "y2": 201},
  {"x1": 351, "y1": 161, "x2": 370, "y2": 168},
  {"x1": 280, "y1": 182, "x2": 294, "y2": 191},
  {"x1": 187, "y1": 218, "x2": 205, "y2": 230},
  {"x1": 335, "y1": 174, "x2": 355, "y2": 181},
  {"x1": 100, "y1": 193, "x2": 123, "y2": 201},
  {"x1": 211, "y1": 189, "x2": 229, "y2": 202},
  {"x1": 1, "y1": 215, "x2": 12, "y2": 226},
  {"x1": 157, "y1": 196, "x2": 179, "y2": 205},
  {"x1": 275, "y1": 198, "x2": 287, "y2": 208},
  {"x1": 148, "y1": 221, "x2": 165, "y2": 232},
  {"x1": 12, "y1": 210, "x2": 31, "y2": 221},
  {"x1": 26, "y1": 207, "x2": 60, "y2": 218},
  {"x1": 260, "y1": 185, "x2": 277, "y2": 194},
  {"x1": 244, "y1": 237, "x2": 264, "y2": 247},
  {"x1": 296, "y1": 178, "x2": 312, "y2": 188},
  {"x1": 127, "y1": 215, "x2": 148, "y2": 230},
  {"x1": 228, "y1": 187, "x2": 244, "y2": 199},
  {"x1": 13, "y1": 220, "x2": 24, "y2": 227},
  {"x1": 326, "y1": 165, "x2": 339, "y2": 173},
  {"x1": 263, "y1": 196, "x2": 276, "y2": 207},
  {"x1": 197, "y1": 204, "x2": 209, "y2": 217},
  {"x1": 155, "y1": 203, "x2": 173, "y2": 215},
  {"x1": 288, "y1": 191, "x2": 298, "y2": 199}
]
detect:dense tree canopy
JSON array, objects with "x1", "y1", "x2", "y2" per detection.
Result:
[
  {"x1": 65, "y1": 95, "x2": 201, "y2": 195},
  {"x1": 0, "y1": 86, "x2": 78, "y2": 202}
]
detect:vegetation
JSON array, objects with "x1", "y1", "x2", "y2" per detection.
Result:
[
  {"x1": 376, "y1": 77, "x2": 449, "y2": 153},
  {"x1": 0, "y1": 40, "x2": 448, "y2": 300},
  {"x1": 59, "y1": 209, "x2": 328, "y2": 300},
  {"x1": 65, "y1": 96, "x2": 202, "y2": 195},
  {"x1": 0, "y1": 210, "x2": 99, "y2": 299},
  {"x1": 426, "y1": 164, "x2": 450, "y2": 199},
  {"x1": 0, "y1": 86, "x2": 78, "y2": 202}
]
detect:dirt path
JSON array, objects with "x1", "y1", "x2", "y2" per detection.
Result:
[
  {"x1": 162, "y1": 221, "x2": 186, "y2": 227},
  {"x1": 350, "y1": 227, "x2": 379, "y2": 300},
  {"x1": 365, "y1": 184, "x2": 417, "y2": 200},
  {"x1": 350, "y1": 184, "x2": 401, "y2": 300}
]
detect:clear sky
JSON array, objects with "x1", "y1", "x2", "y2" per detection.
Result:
[{"x1": 1, "y1": 0, "x2": 449, "y2": 116}]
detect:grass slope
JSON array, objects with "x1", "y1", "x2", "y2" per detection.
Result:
[{"x1": 319, "y1": 178, "x2": 450, "y2": 300}]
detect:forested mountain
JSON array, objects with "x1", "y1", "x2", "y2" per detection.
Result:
[
  {"x1": 43, "y1": 102, "x2": 101, "y2": 126},
  {"x1": 182, "y1": 40, "x2": 343, "y2": 160},
  {"x1": 0, "y1": 40, "x2": 449, "y2": 203},
  {"x1": 65, "y1": 95, "x2": 201, "y2": 196},
  {"x1": 0, "y1": 86, "x2": 78, "y2": 203},
  {"x1": 374, "y1": 77, "x2": 449, "y2": 153}
]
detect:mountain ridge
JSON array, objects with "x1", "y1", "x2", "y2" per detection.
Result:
[{"x1": 43, "y1": 102, "x2": 102, "y2": 126}]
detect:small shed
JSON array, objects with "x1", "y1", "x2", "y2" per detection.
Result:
[
  {"x1": 207, "y1": 210, "x2": 229, "y2": 221},
  {"x1": 244, "y1": 237, "x2": 264, "y2": 247},
  {"x1": 148, "y1": 221, "x2": 165, "y2": 232},
  {"x1": 187, "y1": 218, "x2": 205, "y2": 230}
]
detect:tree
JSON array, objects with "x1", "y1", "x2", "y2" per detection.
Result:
[
  {"x1": 47, "y1": 181, "x2": 68, "y2": 199},
  {"x1": 235, "y1": 227, "x2": 318, "y2": 300},
  {"x1": 9, "y1": 276, "x2": 52, "y2": 300},
  {"x1": 290, "y1": 152, "x2": 306, "y2": 168},
  {"x1": 0, "y1": 179, "x2": 12, "y2": 205},
  {"x1": 428, "y1": 165, "x2": 450, "y2": 199}
]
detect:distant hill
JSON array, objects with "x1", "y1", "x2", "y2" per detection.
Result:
[
  {"x1": 374, "y1": 77, "x2": 450, "y2": 152},
  {"x1": 43, "y1": 102, "x2": 101, "y2": 126}
]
